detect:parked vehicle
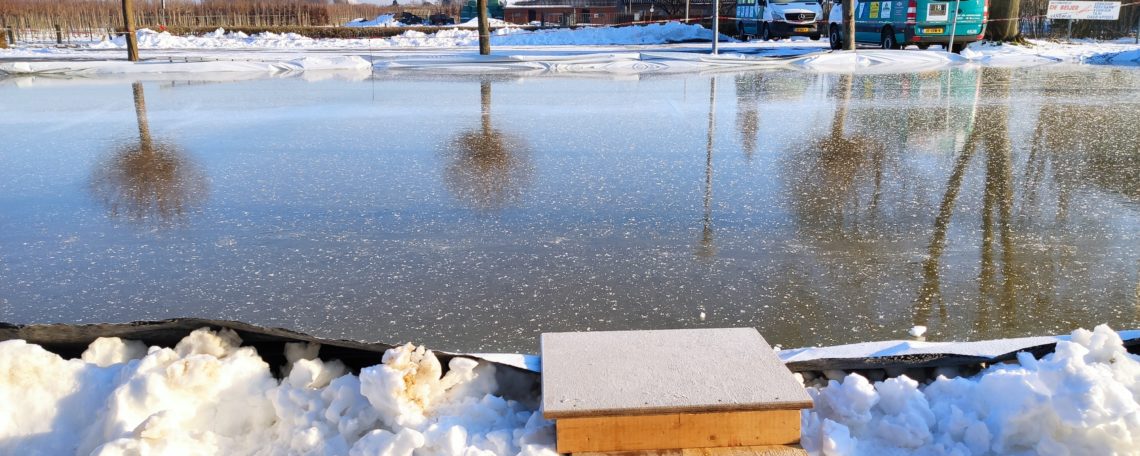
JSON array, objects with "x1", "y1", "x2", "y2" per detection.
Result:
[
  {"x1": 736, "y1": 0, "x2": 825, "y2": 41},
  {"x1": 827, "y1": 0, "x2": 987, "y2": 52}
]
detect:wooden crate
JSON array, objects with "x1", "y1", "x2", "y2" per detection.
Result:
[{"x1": 541, "y1": 328, "x2": 812, "y2": 454}]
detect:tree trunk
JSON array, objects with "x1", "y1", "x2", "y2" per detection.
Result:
[
  {"x1": 477, "y1": 0, "x2": 490, "y2": 55},
  {"x1": 843, "y1": 0, "x2": 855, "y2": 50},
  {"x1": 986, "y1": 0, "x2": 1021, "y2": 41},
  {"x1": 121, "y1": 0, "x2": 139, "y2": 61}
]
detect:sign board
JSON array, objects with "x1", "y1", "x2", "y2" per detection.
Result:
[{"x1": 1046, "y1": 1, "x2": 1121, "y2": 20}]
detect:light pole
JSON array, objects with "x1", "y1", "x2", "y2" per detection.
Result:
[
  {"x1": 712, "y1": 0, "x2": 720, "y2": 54},
  {"x1": 947, "y1": 0, "x2": 960, "y2": 52}
]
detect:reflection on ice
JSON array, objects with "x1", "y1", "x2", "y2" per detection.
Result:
[
  {"x1": 0, "y1": 66, "x2": 1138, "y2": 352},
  {"x1": 89, "y1": 82, "x2": 207, "y2": 226},
  {"x1": 443, "y1": 79, "x2": 533, "y2": 212}
]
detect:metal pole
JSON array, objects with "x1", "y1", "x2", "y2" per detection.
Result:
[
  {"x1": 686, "y1": 0, "x2": 691, "y2": 23},
  {"x1": 1135, "y1": 12, "x2": 1138, "y2": 44},
  {"x1": 1067, "y1": 18, "x2": 1072, "y2": 42},
  {"x1": 948, "y1": 0, "x2": 960, "y2": 52},
  {"x1": 712, "y1": 0, "x2": 720, "y2": 53},
  {"x1": 121, "y1": 0, "x2": 139, "y2": 61}
]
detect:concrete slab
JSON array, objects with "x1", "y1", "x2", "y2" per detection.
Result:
[{"x1": 541, "y1": 328, "x2": 812, "y2": 419}]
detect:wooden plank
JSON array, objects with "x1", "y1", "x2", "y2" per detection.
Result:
[
  {"x1": 542, "y1": 328, "x2": 812, "y2": 419},
  {"x1": 574, "y1": 444, "x2": 807, "y2": 456},
  {"x1": 555, "y1": 409, "x2": 801, "y2": 454}
]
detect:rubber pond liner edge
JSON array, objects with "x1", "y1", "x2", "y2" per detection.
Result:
[{"x1": 2, "y1": 318, "x2": 1138, "y2": 386}]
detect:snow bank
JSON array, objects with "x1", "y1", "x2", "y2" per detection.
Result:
[
  {"x1": 803, "y1": 325, "x2": 1140, "y2": 455},
  {"x1": 964, "y1": 39, "x2": 1140, "y2": 67},
  {"x1": 792, "y1": 50, "x2": 967, "y2": 73},
  {"x1": 493, "y1": 22, "x2": 727, "y2": 46},
  {"x1": 1089, "y1": 48, "x2": 1140, "y2": 66},
  {"x1": 0, "y1": 328, "x2": 555, "y2": 456},
  {"x1": 83, "y1": 23, "x2": 722, "y2": 50},
  {"x1": 345, "y1": 14, "x2": 403, "y2": 27},
  {"x1": 89, "y1": 28, "x2": 324, "y2": 49},
  {"x1": 458, "y1": 18, "x2": 512, "y2": 28},
  {"x1": 0, "y1": 55, "x2": 371, "y2": 76}
]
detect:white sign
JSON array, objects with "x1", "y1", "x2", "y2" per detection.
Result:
[
  {"x1": 927, "y1": 3, "x2": 949, "y2": 21},
  {"x1": 1046, "y1": 1, "x2": 1121, "y2": 20}
]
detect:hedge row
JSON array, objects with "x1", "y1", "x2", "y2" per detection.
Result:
[{"x1": 158, "y1": 25, "x2": 540, "y2": 40}]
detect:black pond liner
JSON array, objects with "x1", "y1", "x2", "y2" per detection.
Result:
[
  {"x1": 0, "y1": 318, "x2": 540, "y2": 404},
  {"x1": 786, "y1": 336, "x2": 1140, "y2": 383}
]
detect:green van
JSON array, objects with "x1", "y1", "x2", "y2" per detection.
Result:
[{"x1": 827, "y1": 0, "x2": 987, "y2": 52}]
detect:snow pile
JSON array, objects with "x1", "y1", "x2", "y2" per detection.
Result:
[
  {"x1": 802, "y1": 325, "x2": 1140, "y2": 455},
  {"x1": 964, "y1": 39, "x2": 1140, "y2": 67},
  {"x1": 492, "y1": 22, "x2": 726, "y2": 46},
  {"x1": 0, "y1": 328, "x2": 555, "y2": 455},
  {"x1": 1088, "y1": 48, "x2": 1140, "y2": 66},
  {"x1": 0, "y1": 55, "x2": 371, "y2": 75},
  {"x1": 458, "y1": 17, "x2": 513, "y2": 28},
  {"x1": 83, "y1": 23, "x2": 722, "y2": 50},
  {"x1": 345, "y1": 14, "x2": 403, "y2": 27},
  {"x1": 90, "y1": 28, "x2": 319, "y2": 49},
  {"x1": 792, "y1": 50, "x2": 967, "y2": 73}
]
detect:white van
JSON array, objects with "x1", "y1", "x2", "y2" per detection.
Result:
[{"x1": 736, "y1": 0, "x2": 825, "y2": 41}]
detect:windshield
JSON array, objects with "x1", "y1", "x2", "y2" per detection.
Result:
[{"x1": 770, "y1": 0, "x2": 817, "y2": 4}]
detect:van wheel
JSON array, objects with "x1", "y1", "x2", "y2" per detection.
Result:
[
  {"x1": 760, "y1": 23, "x2": 771, "y2": 41},
  {"x1": 880, "y1": 26, "x2": 899, "y2": 49},
  {"x1": 810, "y1": 34, "x2": 821, "y2": 41},
  {"x1": 951, "y1": 42, "x2": 967, "y2": 53},
  {"x1": 917, "y1": 43, "x2": 930, "y2": 50},
  {"x1": 829, "y1": 25, "x2": 842, "y2": 50}
]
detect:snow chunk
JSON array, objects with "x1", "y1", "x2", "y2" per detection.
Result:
[
  {"x1": 0, "y1": 328, "x2": 554, "y2": 455},
  {"x1": 81, "y1": 337, "x2": 147, "y2": 367},
  {"x1": 803, "y1": 325, "x2": 1140, "y2": 455}
]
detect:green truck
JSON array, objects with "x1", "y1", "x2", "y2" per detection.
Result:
[{"x1": 827, "y1": 0, "x2": 988, "y2": 52}]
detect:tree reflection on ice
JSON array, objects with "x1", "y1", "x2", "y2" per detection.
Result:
[
  {"x1": 89, "y1": 82, "x2": 206, "y2": 227},
  {"x1": 443, "y1": 79, "x2": 532, "y2": 212}
]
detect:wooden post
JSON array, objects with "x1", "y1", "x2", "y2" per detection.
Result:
[
  {"x1": 55, "y1": 24, "x2": 62, "y2": 44},
  {"x1": 477, "y1": 0, "x2": 490, "y2": 55},
  {"x1": 5, "y1": 27, "x2": 12, "y2": 46},
  {"x1": 842, "y1": 0, "x2": 855, "y2": 50},
  {"x1": 122, "y1": 0, "x2": 139, "y2": 61},
  {"x1": 0, "y1": 29, "x2": 7, "y2": 49}
]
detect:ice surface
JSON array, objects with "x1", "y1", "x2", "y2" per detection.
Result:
[
  {"x1": 0, "y1": 328, "x2": 555, "y2": 456},
  {"x1": 802, "y1": 325, "x2": 1140, "y2": 455}
]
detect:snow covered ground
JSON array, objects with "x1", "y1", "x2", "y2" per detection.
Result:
[
  {"x1": 2, "y1": 24, "x2": 1137, "y2": 77},
  {"x1": 2, "y1": 325, "x2": 1138, "y2": 455},
  {"x1": 0, "y1": 328, "x2": 554, "y2": 456},
  {"x1": 801, "y1": 325, "x2": 1140, "y2": 455}
]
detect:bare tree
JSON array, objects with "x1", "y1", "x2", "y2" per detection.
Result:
[{"x1": 986, "y1": 0, "x2": 1022, "y2": 41}]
